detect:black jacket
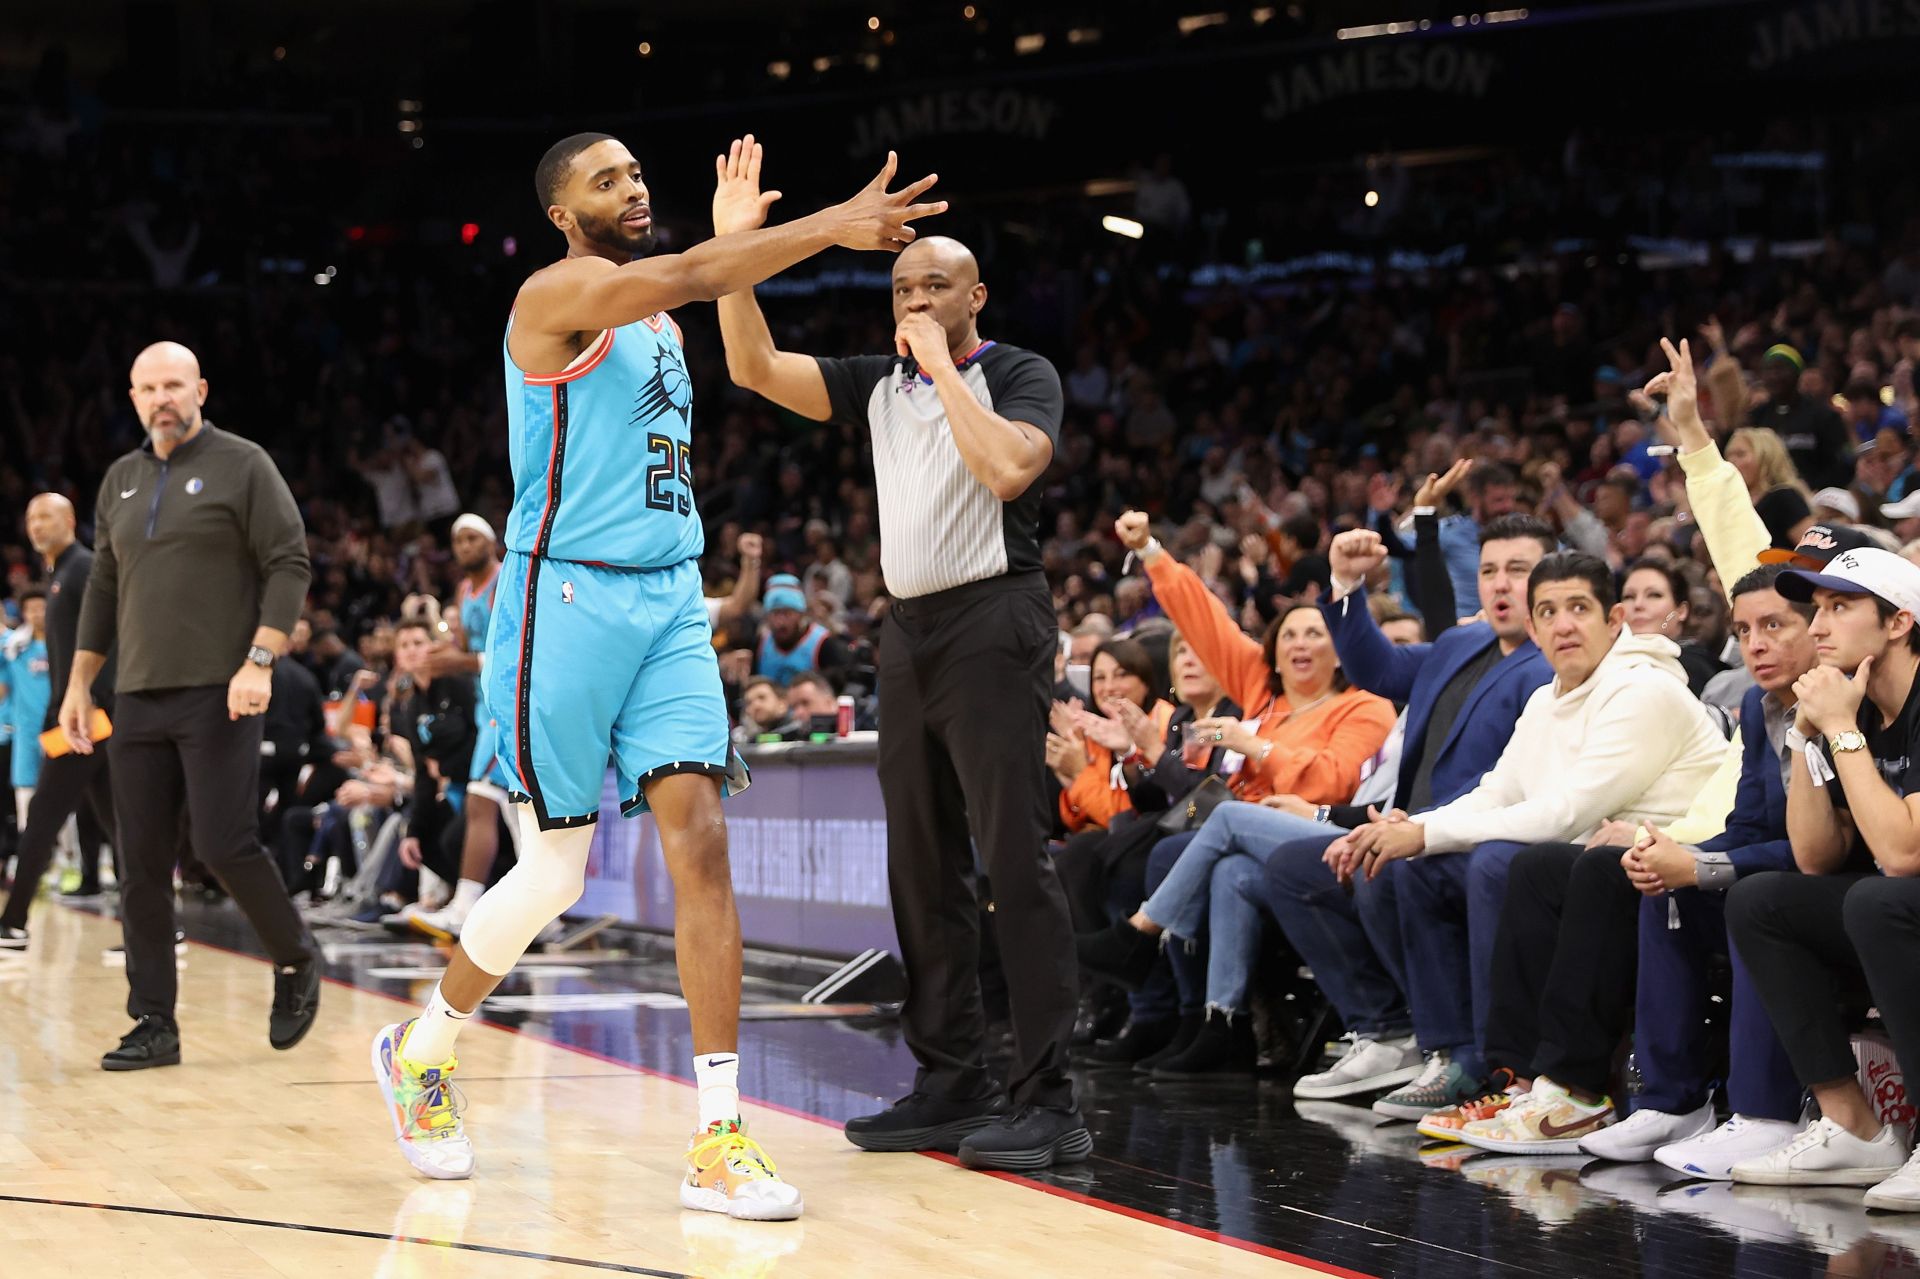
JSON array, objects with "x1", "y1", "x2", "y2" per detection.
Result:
[
  {"x1": 396, "y1": 674, "x2": 476, "y2": 839},
  {"x1": 42, "y1": 540, "x2": 115, "y2": 727}
]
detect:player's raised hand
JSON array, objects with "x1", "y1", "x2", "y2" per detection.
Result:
[
  {"x1": 832, "y1": 152, "x2": 947, "y2": 252},
  {"x1": 713, "y1": 134, "x2": 783, "y2": 236}
]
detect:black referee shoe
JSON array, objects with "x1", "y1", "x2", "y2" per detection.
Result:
[
  {"x1": 269, "y1": 958, "x2": 322, "y2": 1050},
  {"x1": 102, "y1": 1015, "x2": 182, "y2": 1071},
  {"x1": 845, "y1": 1090, "x2": 1008, "y2": 1152},
  {"x1": 956, "y1": 1105, "x2": 1093, "y2": 1172}
]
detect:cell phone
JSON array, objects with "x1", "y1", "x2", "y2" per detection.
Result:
[
  {"x1": 1065, "y1": 663, "x2": 1091, "y2": 700},
  {"x1": 40, "y1": 709, "x2": 112, "y2": 758}
]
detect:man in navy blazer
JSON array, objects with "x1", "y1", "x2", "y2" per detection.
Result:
[
  {"x1": 1265, "y1": 514, "x2": 1558, "y2": 1102},
  {"x1": 1554, "y1": 564, "x2": 1812, "y2": 1175}
]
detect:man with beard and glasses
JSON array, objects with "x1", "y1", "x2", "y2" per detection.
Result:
[
  {"x1": 61, "y1": 341, "x2": 321, "y2": 1070},
  {"x1": 368, "y1": 130, "x2": 943, "y2": 1223}
]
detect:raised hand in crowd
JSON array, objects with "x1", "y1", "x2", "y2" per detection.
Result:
[
  {"x1": 1078, "y1": 706, "x2": 1134, "y2": 754},
  {"x1": 1115, "y1": 510, "x2": 1153, "y2": 553},
  {"x1": 1328, "y1": 528, "x2": 1389, "y2": 594},
  {"x1": 1412, "y1": 457, "x2": 1473, "y2": 510},
  {"x1": 1642, "y1": 337, "x2": 1709, "y2": 453}
]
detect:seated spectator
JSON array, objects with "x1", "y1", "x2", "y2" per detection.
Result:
[
  {"x1": 1077, "y1": 513, "x2": 1395, "y2": 1075},
  {"x1": 1725, "y1": 428, "x2": 1815, "y2": 550},
  {"x1": 1327, "y1": 551, "x2": 1726, "y2": 1121},
  {"x1": 735, "y1": 675, "x2": 794, "y2": 741},
  {"x1": 1621, "y1": 558, "x2": 1724, "y2": 696},
  {"x1": 1052, "y1": 639, "x2": 1173, "y2": 833},
  {"x1": 785, "y1": 671, "x2": 841, "y2": 732},
  {"x1": 1443, "y1": 564, "x2": 1814, "y2": 1156},
  {"x1": 1725, "y1": 548, "x2": 1920, "y2": 1209},
  {"x1": 1756, "y1": 344, "x2": 1853, "y2": 490},
  {"x1": 755, "y1": 574, "x2": 848, "y2": 688}
]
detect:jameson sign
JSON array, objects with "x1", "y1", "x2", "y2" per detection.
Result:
[
  {"x1": 1747, "y1": 0, "x2": 1920, "y2": 70},
  {"x1": 1261, "y1": 42, "x2": 1498, "y2": 121},
  {"x1": 848, "y1": 89, "x2": 1059, "y2": 157}
]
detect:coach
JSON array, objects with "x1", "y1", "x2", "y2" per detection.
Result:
[
  {"x1": 62, "y1": 341, "x2": 321, "y2": 1070},
  {"x1": 711, "y1": 140, "x2": 1083, "y2": 1172}
]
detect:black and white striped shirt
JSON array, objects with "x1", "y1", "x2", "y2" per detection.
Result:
[{"x1": 817, "y1": 342, "x2": 1063, "y2": 600}]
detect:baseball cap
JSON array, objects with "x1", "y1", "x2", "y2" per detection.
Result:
[
  {"x1": 1777, "y1": 547, "x2": 1920, "y2": 616},
  {"x1": 1810, "y1": 488, "x2": 1861, "y2": 522},
  {"x1": 1756, "y1": 522, "x2": 1878, "y2": 569},
  {"x1": 764, "y1": 573, "x2": 807, "y2": 614},
  {"x1": 1763, "y1": 344, "x2": 1805, "y2": 371},
  {"x1": 1883, "y1": 491, "x2": 1920, "y2": 520}
]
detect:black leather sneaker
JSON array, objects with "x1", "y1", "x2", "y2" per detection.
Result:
[
  {"x1": 1075, "y1": 922, "x2": 1161, "y2": 990},
  {"x1": 102, "y1": 1015, "x2": 181, "y2": 1071},
  {"x1": 845, "y1": 1091, "x2": 1008, "y2": 1152},
  {"x1": 270, "y1": 958, "x2": 322, "y2": 1050},
  {"x1": 1134, "y1": 1011, "x2": 1203, "y2": 1073},
  {"x1": 1087, "y1": 1016, "x2": 1178, "y2": 1065},
  {"x1": 957, "y1": 1105, "x2": 1093, "y2": 1172}
]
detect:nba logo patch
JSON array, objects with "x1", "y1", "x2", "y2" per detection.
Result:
[
  {"x1": 561, "y1": 581, "x2": 575, "y2": 604},
  {"x1": 185, "y1": 477, "x2": 204, "y2": 495}
]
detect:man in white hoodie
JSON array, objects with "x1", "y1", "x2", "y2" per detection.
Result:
[{"x1": 1329, "y1": 551, "x2": 1727, "y2": 1118}]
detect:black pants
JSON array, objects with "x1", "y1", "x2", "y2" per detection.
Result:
[
  {"x1": 1727, "y1": 871, "x2": 1920, "y2": 1089},
  {"x1": 0, "y1": 749, "x2": 118, "y2": 929},
  {"x1": 877, "y1": 573, "x2": 1077, "y2": 1110},
  {"x1": 111, "y1": 687, "x2": 315, "y2": 1020},
  {"x1": 1482, "y1": 842, "x2": 1640, "y2": 1095}
]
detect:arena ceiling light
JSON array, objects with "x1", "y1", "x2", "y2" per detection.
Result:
[
  {"x1": 1014, "y1": 32, "x2": 1046, "y2": 53},
  {"x1": 1178, "y1": 12, "x2": 1229, "y2": 35},
  {"x1": 1102, "y1": 215, "x2": 1145, "y2": 240}
]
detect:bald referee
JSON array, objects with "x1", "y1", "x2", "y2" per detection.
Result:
[
  {"x1": 62, "y1": 341, "x2": 321, "y2": 1070},
  {"x1": 714, "y1": 139, "x2": 1084, "y2": 1171}
]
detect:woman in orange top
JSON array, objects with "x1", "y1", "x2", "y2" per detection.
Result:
[
  {"x1": 1077, "y1": 512, "x2": 1395, "y2": 1073},
  {"x1": 1050, "y1": 639, "x2": 1175, "y2": 833}
]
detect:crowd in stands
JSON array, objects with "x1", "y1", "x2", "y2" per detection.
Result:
[{"x1": 6, "y1": 46, "x2": 1920, "y2": 1223}]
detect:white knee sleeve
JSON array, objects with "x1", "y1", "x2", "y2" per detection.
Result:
[{"x1": 458, "y1": 803, "x2": 592, "y2": 975}]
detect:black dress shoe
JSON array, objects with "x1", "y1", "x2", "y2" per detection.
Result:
[
  {"x1": 845, "y1": 1091, "x2": 1008, "y2": 1152},
  {"x1": 1075, "y1": 922, "x2": 1161, "y2": 990},
  {"x1": 270, "y1": 958, "x2": 322, "y2": 1050},
  {"x1": 1149, "y1": 1012, "x2": 1258, "y2": 1078},
  {"x1": 957, "y1": 1105, "x2": 1093, "y2": 1172},
  {"x1": 1135, "y1": 1011, "x2": 1203, "y2": 1072},
  {"x1": 1087, "y1": 1016, "x2": 1179, "y2": 1065},
  {"x1": 102, "y1": 1015, "x2": 181, "y2": 1071},
  {"x1": 1071, "y1": 986, "x2": 1130, "y2": 1047}
]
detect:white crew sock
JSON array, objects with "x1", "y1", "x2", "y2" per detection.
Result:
[
  {"x1": 401, "y1": 982, "x2": 473, "y2": 1067},
  {"x1": 695, "y1": 1053, "x2": 741, "y2": 1130}
]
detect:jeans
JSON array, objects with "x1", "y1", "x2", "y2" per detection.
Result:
[
  {"x1": 1635, "y1": 887, "x2": 1801, "y2": 1121},
  {"x1": 1140, "y1": 801, "x2": 1341, "y2": 938},
  {"x1": 1142, "y1": 803, "x2": 1344, "y2": 1016},
  {"x1": 1261, "y1": 833, "x2": 1411, "y2": 1039},
  {"x1": 1395, "y1": 840, "x2": 1528, "y2": 1079}
]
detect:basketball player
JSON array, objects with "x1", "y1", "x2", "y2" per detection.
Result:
[
  {"x1": 398, "y1": 512, "x2": 514, "y2": 939},
  {"x1": 372, "y1": 132, "x2": 944, "y2": 1221}
]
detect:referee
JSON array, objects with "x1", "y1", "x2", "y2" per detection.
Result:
[
  {"x1": 0, "y1": 495, "x2": 117, "y2": 947},
  {"x1": 62, "y1": 341, "x2": 321, "y2": 1070},
  {"x1": 713, "y1": 143, "x2": 1084, "y2": 1171}
]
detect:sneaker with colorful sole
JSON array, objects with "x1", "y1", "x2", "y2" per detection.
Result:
[
  {"x1": 1458, "y1": 1076, "x2": 1614, "y2": 1155},
  {"x1": 371, "y1": 1019, "x2": 475, "y2": 1180},
  {"x1": 1417, "y1": 1069, "x2": 1529, "y2": 1142},
  {"x1": 682, "y1": 1119, "x2": 804, "y2": 1222}
]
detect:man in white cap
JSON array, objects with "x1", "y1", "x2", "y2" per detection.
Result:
[
  {"x1": 1724, "y1": 546, "x2": 1920, "y2": 1209},
  {"x1": 402, "y1": 513, "x2": 512, "y2": 938}
]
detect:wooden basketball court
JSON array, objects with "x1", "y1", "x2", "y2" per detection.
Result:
[{"x1": 0, "y1": 905, "x2": 1341, "y2": 1278}]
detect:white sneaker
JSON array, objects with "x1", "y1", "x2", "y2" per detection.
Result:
[
  {"x1": 1578, "y1": 1098, "x2": 1716, "y2": 1163},
  {"x1": 1293, "y1": 1032, "x2": 1423, "y2": 1100},
  {"x1": 1865, "y1": 1145, "x2": 1920, "y2": 1213},
  {"x1": 1729, "y1": 1116, "x2": 1910, "y2": 1187},
  {"x1": 405, "y1": 899, "x2": 471, "y2": 941},
  {"x1": 1657, "y1": 1114, "x2": 1803, "y2": 1181},
  {"x1": 372, "y1": 1020, "x2": 475, "y2": 1181}
]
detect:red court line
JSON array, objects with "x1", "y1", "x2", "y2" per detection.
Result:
[{"x1": 74, "y1": 910, "x2": 1377, "y2": 1279}]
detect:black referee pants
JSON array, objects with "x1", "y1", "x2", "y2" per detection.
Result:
[
  {"x1": 0, "y1": 749, "x2": 118, "y2": 930},
  {"x1": 878, "y1": 573, "x2": 1078, "y2": 1111},
  {"x1": 111, "y1": 687, "x2": 315, "y2": 1020}
]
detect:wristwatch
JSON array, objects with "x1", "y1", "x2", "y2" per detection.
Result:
[
  {"x1": 1828, "y1": 730, "x2": 1869, "y2": 754},
  {"x1": 246, "y1": 645, "x2": 277, "y2": 670}
]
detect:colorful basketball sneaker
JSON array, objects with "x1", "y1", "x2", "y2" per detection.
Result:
[
  {"x1": 372, "y1": 1019, "x2": 475, "y2": 1180},
  {"x1": 682, "y1": 1120, "x2": 804, "y2": 1221},
  {"x1": 1417, "y1": 1069, "x2": 1529, "y2": 1142}
]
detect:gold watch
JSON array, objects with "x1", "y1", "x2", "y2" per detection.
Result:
[{"x1": 1828, "y1": 731, "x2": 1869, "y2": 754}]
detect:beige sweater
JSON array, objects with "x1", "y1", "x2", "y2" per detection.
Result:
[{"x1": 1419, "y1": 629, "x2": 1729, "y2": 854}]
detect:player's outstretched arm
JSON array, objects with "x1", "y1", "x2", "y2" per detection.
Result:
[{"x1": 518, "y1": 143, "x2": 944, "y2": 341}]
